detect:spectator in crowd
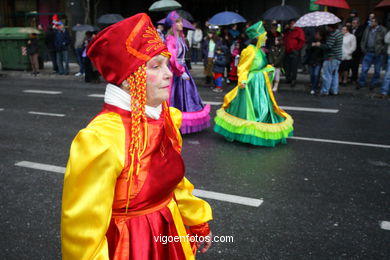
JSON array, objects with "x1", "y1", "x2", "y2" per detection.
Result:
[
  {"x1": 376, "y1": 30, "x2": 390, "y2": 98},
  {"x1": 212, "y1": 46, "x2": 227, "y2": 92},
  {"x1": 27, "y1": 33, "x2": 40, "y2": 76},
  {"x1": 345, "y1": 9, "x2": 358, "y2": 25},
  {"x1": 228, "y1": 24, "x2": 240, "y2": 40},
  {"x1": 157, "y1": 24, "x2": 165, "y2": 41},
  {"x1": 74, "y1": 26, "x2": 86, "y2": 77},
  {"x1": 307, "y1": 30, "x2": 325, "y2": 95},
  {"x1": 83, "y1": 31, "x2": 100, "y2": 83},
  {"x1": 313, "y1": 24, "x2": 343, "y2": 96},
  {"x1": 187, "y1": 22, "x2": 203, "y2": 64},
  {"x1": 283, "y1": 19, "x2": 305, "y2": 87},
  {"x1": 45, "y1": 25, "x2": 58, "y2": 73},
  {"x1": 350, "y1": 17, "x2": 365, "y2": 84},
  {"x1": 266, "y1": 21, "x2": 281, "y2": 50},
  {"x1": 54, "y1": 22, "x2": 70, "y2": 75},
  {"x1": 366, "y1": 12, "x2": 376, "y2": 27},
  {"x1": 202, "y1": 31, "x2": 221, "y2": 84},
  {"x1": 357, "y1": 17, "x2": 387, "y2": 90},
  {"x1": 221, "y1": 33, "x2": 232, "y2": 83},
  {"x1": 267, "y1": 36, "x2": 284, "y2": 92},
  {"x1": 339, "y1": 25, "x2": 356, "y2": 86},
  {"x1": 301, "y1": 26, "x2": 316, "y2": 74},
  {"x1": 228, "y1": 41, "x2": 241, "y2": 82}
]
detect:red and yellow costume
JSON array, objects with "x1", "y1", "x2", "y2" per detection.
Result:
[{"x1": 61, "y1": 13, "x2": 212, "y2": 260}]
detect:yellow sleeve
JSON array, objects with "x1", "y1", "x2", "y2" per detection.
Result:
[
  {"x1": 61, "y1": 128, "x2": 120, "y2": 260},
  {"x1": 169, "y1": 106, "x2": 182, "y2": 129},
  {"x1": 237, "y1": 45, "x2": 256, "y2": 87},
  {"x1": 173, "y1": 177, "x2": 213, "y2": 226}
]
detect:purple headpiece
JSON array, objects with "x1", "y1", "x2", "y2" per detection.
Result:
[{"x1": 165, "y1": 11, "x2": 184, "y2": 38}]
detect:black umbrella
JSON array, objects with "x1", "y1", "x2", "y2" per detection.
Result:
[
  {"x1": 72, "y1": 24, "x2": 99, "y2": 32},
  {"x1": 176, "y1": 10, "x2": 194, "y2": 21},
  {"x1": 262, "y1": 4, "x2": 300, "y2": 21},
  {"x1": 97, "y1": 14, "x2": 124, "y2": 24}
]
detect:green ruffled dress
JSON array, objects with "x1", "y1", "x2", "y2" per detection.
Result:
[{"x1": 214, "y1": 45, "x2": 294, "y2": 147}]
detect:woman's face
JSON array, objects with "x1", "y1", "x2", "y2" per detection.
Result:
[
  {"x1": 145, "y1": 54, "x2": 172, "y2": 107},
  {"x1": 176, "y1": 19, "x2": 183, "y2": 32},
  {"x1": 341, "y1": 26, "x2": 348, "y2": 35}
]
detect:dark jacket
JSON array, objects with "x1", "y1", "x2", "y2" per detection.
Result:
[
  {"x1": 351, "y1": 25, "x2": 364, "y2": 55},
  {"x1": 45, "y1": 28, "x2": 56, "y2": 51},
  {"x1": 54, "y1": 29, "x2": 70, "y2": 51},
  {"x1": 306, "y1": 46, "x2": 324, "y2": 66},
  {"x1": 202, "y1": 37, "x2": 223, "y2": 64},
  {"x1": 267, "y1": 45, "x2": 284, "y2": 68},
  {"x1": 212, "y1": 53, "x2": 227, "y2": 73},
  {"x1": 360, "y1": 25, "x2": 387, "y2": 55},
  {"x1": 27, "y1": 38, "x2": 39, "y2": 55}
]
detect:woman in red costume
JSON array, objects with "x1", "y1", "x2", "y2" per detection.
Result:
[{"x1": 61, "y1": 13, "x2": 213, "y2": 260}]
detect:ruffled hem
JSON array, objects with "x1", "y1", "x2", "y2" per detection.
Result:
[
  {"x1": 180, "y1": 104, "x2": 211, "y2": 134},
  {"x1": 213, "y1": 108, "x2": 294, "y2": 146}
]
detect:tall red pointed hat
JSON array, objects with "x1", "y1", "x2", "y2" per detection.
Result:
[{"x1": 87, "y1": 13, "x2": 168, "y2": 86}]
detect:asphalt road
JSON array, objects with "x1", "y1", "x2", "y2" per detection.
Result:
[{"x1": 0, "y1": 74, "x2": 389, "y2": 260}]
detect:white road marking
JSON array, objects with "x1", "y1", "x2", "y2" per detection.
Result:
[
  {"x1": 15, "y1": 161, "x2": 263, "y2": 207},
  {"x1": 0, "y1": 108, "x2": 4, "y2": 111},
  {"x1": 203, "y1": 101, "x2": 338, "y2": 113},
  {"x1": 380, "y1": 221, "x2": 390, "y2": 230},
  {"x1": 15, "y1": 161, "x2": 66, "y2": 174},
  {"x1": 188, "y1": 140, "x2": 200, "y2": 145},
  {"x1": 193, "y1": 189, "x2": 263, "y2": 207},
  {"x1": 88, "y1": 94, "x2": 104, "y2": 98},
  {"x1": 203, "y1": 101, "x2": 223, "y2": 106},
  {"x1": 279, "y1": 106, "x2": 339, "y2": 113},
  {"x1": 289, "y1": 136, "x2": 390, "y2": 149},
  {"x1": 23, "y1": 90, "x2": 62, "y2": 95},
  {"x1": 28, "y1": 111, "x2": 65, "y2": 117}
]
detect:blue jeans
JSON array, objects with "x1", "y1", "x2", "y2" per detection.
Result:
[
  {"x1": 75, "y1": 47, "x2": 85, "y2": 74},
  {"x1": 380, "y1": 56, "x2": 390, "y2": 95},
  {"x1": 358, "y1": 52, "x2": 384, "y2": 88},
  {"x1": 56, "y1": 50, "x2": 69, "y2": 75},
  {"x1": 321, "y1": 59, "x2": 341, "y2": 95},
  {"x1": 310, "y1": 64, "x2": 321, "y2": 91}
]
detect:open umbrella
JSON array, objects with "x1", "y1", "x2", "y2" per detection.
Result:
[
  {"x1": 314, "y1": 0, "x2": 350, "y2": 10},
  {"x1": 97, "y1": 14, "x2": 124, "y2": 24},
  {"x1": 149, "y1": 0, "x2": 182, "y2": 12},
  {"x1": 208, "y1": 11, "x2": 246, "y2": 26},
  {"x1": 376, "y1": 0, "x2": 390, "y2": 8},
  {"x1": 176, "y1": 10, "x2": 194, "y2": 21},
  {"x1": 295, "y1": 11, "x2": 341, "y2": 27},
  {"x1": 262, "y1": 4, "x2": 300, "y2": 21},
  {"x1": 72, "y1": 24, "x2": 99, "y2": 32},
  {"x1": 157, "y1": 18, "x2": 195, "y2": 30}
]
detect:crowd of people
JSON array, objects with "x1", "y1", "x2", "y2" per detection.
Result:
[{"x1": 27, "y1": 10, "x2": 390, "y2": 100}]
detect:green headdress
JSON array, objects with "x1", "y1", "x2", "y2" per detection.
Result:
[{"x1": 245, "y1": 21, "x2": 267, "y2": 48}]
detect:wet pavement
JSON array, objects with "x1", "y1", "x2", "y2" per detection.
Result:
[{"x1": 0, "y1": 64, "x2": 389, "y2": 259}]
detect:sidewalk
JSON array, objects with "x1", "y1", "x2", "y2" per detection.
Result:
[{"x1": 0, "y1": 62, "x2": 387, "y2": 98}]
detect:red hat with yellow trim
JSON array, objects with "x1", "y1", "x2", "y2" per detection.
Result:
[{"x1": 87, "y1": 13, "x2": 168, "y2": 86}]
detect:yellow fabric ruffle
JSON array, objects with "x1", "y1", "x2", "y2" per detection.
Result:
[
  {"x1": 216, "y1": 108, "x2": 293, "y2": 133},
  {"x1": 237, "y1": 45, "x2": 256, "y2": 87}
]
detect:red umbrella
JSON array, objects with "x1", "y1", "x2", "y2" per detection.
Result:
[
  {"x1": 314, "y1": 0, "x2": 350, "y2": 9},
  {"x1": 376, "y1": 0, "x2": 390, "y2": 8}
]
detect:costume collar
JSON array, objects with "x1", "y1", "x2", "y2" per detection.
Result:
[{"x1": 104, "y1": 83, "x2": 162, "y2": 119}]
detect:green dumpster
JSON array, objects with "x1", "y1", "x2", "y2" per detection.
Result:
[{"x1": 0, "y1": 27, "x2": 45, "y2": 70}]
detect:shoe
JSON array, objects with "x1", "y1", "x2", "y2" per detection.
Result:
[
  {"x1": 226, "y1": 79, "x2": 231, "y2": 84},
  {"x1": 310, "y1": 90, "x2": 315, "y2": 95},
  {"x1": 330, "y1": 92, "x2": 338, "y2": 96},
  {"x1": 75, "y1": 72, "x2": 83, "y2": 77},
  {"x1": 355, "y1": 85, "x2": 361, "y2": 90},
  {"x1": 272, "y1": 87, "x2": 278, "y2": 92},
  {"x1": 212, "y1": 87, "x2": 223, "y2": 93},
  {"x1": 369, "y1": 86, "x2": 375, "y2": 91}
]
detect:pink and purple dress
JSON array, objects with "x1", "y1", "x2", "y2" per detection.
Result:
[{"x1": 165, "y1": 35, "x2": 210, "y2": 134}]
